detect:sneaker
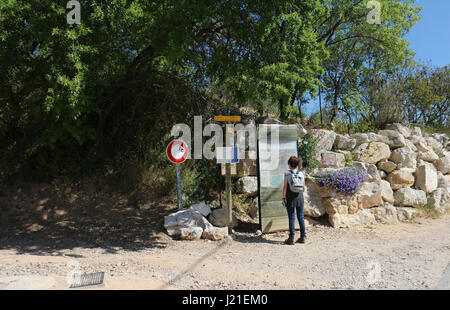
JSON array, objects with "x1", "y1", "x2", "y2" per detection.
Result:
[
  {"x1": 284, "y1": 236, "x2": 294, "y2": 245},
  {"x1": 297, "y1": 236, "x2": 306, "y2": 244}
]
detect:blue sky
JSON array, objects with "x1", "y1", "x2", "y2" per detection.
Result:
[
  {"x1": 303, "y1": 0, "x2": 450, "y2": 116},
  {"x1": 406, "y1": 0, "x2": 450, "y2": 67}
]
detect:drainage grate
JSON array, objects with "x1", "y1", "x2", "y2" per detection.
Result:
[{"x1": 69, "y1": 272, "x2": 105, "y2": 288}]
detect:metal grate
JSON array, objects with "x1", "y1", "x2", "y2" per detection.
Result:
[{"x1": 69, "y1": 272, "x2": 105, "y2": 288}]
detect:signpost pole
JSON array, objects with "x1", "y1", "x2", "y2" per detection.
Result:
[
  {"x1": 225, "y1": 162, "x2": 232, "y2": 233},
  {"x1": 176, "y1": 163, "x2": 183, "y2": 210}
]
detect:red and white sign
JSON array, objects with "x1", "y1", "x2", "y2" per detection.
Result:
[{"x1": 166, "y1": 140, "x2": 188, "y2": 164}]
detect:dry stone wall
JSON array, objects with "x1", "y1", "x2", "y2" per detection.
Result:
[{"x1": 235, "y1": 123, "x2": 450, "y2": 229}]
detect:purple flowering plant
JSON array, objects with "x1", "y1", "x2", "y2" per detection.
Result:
[{"x1": 315, "y1": 167, "x2": 368, "y2": 194}]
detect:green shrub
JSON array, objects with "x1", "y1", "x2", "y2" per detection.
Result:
[{"x1": 298, "y1": 133, "x2": 322, "y2": 168}]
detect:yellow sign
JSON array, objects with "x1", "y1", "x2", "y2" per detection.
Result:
[{"x1": 214, "y1": 115, "x2": 241, "y2": 122}]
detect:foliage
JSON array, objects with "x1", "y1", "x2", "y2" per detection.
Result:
[
  {"x1": 298, "y1": 133, "x2": 322, "y2": 168},
  {"x1": 344, "y1": 153, "x2": 353, "y2": 166},
  {"x1": 315, "y1": 167, "x2": 368, "y2": 194}
]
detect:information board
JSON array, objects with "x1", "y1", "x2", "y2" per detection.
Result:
[{"x1": 257, "y1": 124, "x2": 299, "y2": 233}]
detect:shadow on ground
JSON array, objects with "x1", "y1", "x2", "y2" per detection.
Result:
[{"x1": 0, "y1": 180, "x2": 175, "y2": 255}]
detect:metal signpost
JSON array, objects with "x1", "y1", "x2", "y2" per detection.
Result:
[
  {"x1": 166, "y1": 138, "x2": 188, "y2": 210},
  {"x1": 215, "y1": 113, "x2": 241, "y2": 233}
]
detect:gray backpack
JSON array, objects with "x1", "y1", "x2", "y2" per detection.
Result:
[{"x1": 288, "y1": 170, "x2": 303, "y2": 193}]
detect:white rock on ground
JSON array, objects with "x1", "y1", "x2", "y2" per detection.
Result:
[
  {"x1": 209, "y1": 208, "x2": 237, "y2": 228},
  {"x1": 202, "y1": 225, "x2": 229, "y2": 241},
  {"x1": 236, "y1": 176, "x2": 258, "y2": 196},
  {"x1": 164, "y1": 209, "x2": 211, "y2": 240},
  {"x1": 190, "y1": 202, "x2": 212, "y2": 217},
  {"x1": 414, "y1": 165, "x2": 438, "y2": 193},
  {"x1": 164, "y1": 209, "x2": 228, "y2": 241},
  {"x1": 394, "y1": 188, "x2": 427, "y2": 207}
]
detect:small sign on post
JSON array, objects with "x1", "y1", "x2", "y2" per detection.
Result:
[
  {"x1": 214, "y1": 113, "x2": 241, "y2": 233},
  {"x1": 166, "y1": 139, "x2": 188, "y2": 210}
]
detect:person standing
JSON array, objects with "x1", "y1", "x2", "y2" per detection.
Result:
[{"x1": 282, "y1": 156, "x2": 306, "y2": 245}]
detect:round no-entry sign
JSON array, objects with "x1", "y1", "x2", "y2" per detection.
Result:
[{"x1": 166, "y1": 139, "x2": 188, "y2": 164}]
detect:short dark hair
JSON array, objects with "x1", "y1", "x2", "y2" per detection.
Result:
[{"x1": 288, "y1": 156, "x2": 299, "y2": 168}]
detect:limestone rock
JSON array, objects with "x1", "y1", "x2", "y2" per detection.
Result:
[
  {"x1": 209, "y1": 208, "x2": 237, "y2": 227},
  {"x1": 418, "y1": 150, "x2": 439, "y2": 163},
  {"x1": 385, "y1": 123, "x2": 412, "y2": 139},
  {"x1": 379, "y1": 170, "x2": 387, "y2": 179},
  {"x1": 414, "y1": 165, "x2": 438, "y2": 193},
  {"x1": 190, "y1": 202, "x2": 212, "y2": 217},
  {"x1": 328, "y1": 210, "x2": 376, "y2": 228},
  {"x1": 202, "y1": 226, "x2": 229, "y2": 241},
  {"x1": 405, "y1": 139, "x2": 417, "y2": 152},
  {"x1": 358, "y1": 182, "x2": 383, "y2": 209},
  {"x1": 164, "y1": 209, "x2": 211, "y2": 239},
  {"x1": 396, "y1": 207, "x2": 420, "y2": 221},
  {"x1": 389, "y1": 147, "x2": 417, "y2": 170},
  {"x1": 352, "y1": 142, "x2": 391, "y2": 164},
  {"x1": 410, "y1": 127, "x2": 422, "y2": 137},
  {"x1": 303, "y1": 178, "x2": 326, "y2": 217},
  {"x1": 370, "y1": 204, "x2": 399, "y2": 224},
  {"x1": 236, "y1": 176, "x2": 258, "y2": 196},
  {"x1": 351, "y1": 133, "x2": 370, "y2": 146},
  {"x1": 377, "y1": 160, "x2": 397, "y2": 173},
  {"x1": 320, "y1": 151, "x2": 346, "y2": 168},
  {"x1": 394, "y1": 188, "x2": 427, "y2": 207},
  {"x1": 180, "y1": 227, "x2": 204, "y2": 240},
  {"x1": 424, "y1": 136, "x2": 442, "y2": 150},
  {"x1": 378, "y1": 130, "x2": 407, "y2": 148},
  {"x1": 333, "y1": 134, "x2": 357, "y2": 151},
  {"x1": 387, "y1": 169, "x2": 415, "y2": 190},
  {"x1": 427, "y1": 188, "x2": 443, "y2": 210},
  {"x1": 353, "y1": 161, "x2": 381, "y2": 183},
  {"x1": 311, "y1": 129, "x2": 337, "y2": 154},
  {"x1": 434, "y1": 155, "x2": 450, "y2": 174},
  {"x1": 380, "y1": 180, "x2": 394, "y2": 204}
]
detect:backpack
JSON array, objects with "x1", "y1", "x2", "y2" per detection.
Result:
[{"x1": 288, "y1": 170, "x2": 303, "y2": 193}]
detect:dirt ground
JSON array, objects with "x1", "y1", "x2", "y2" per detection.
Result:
[{"x1": 1, "y1": 181, "x2": 449, "y2": 290}]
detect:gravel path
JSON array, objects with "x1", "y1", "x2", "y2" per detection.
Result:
[{"x1": 1, "y1": 214, "x2": 449, "y2": 290}]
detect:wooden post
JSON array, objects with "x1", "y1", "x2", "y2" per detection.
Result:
[{"x1": 225, "y1": 162, "x2": 232, "y2": 233}]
